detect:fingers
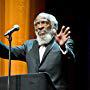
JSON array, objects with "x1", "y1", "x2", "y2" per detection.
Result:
[
  {"x1": 64, "y1": 27, "x2": 70, "y2": 34},
  {"x1": 66, "y1": 35, "x2": 71, "y2": 40},
  {"x1": 62, "y1": 25, "x2": 71, "y2": 38},
  {"x1": 57, "y1": 25, "x2": 71, "y2": 38},
  {"x1": 59, "y1": 25, "x2": 65, "y2": 34},
  {"x1": 65, "y1": 30, "x2": 71, "y2": 37},
  {"x1": 61, "y1": 25, "x2": 71, "y2": 34}
]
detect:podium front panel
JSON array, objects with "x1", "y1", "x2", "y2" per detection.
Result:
[{"x1": 0, "y1": 73, "x2": 55, "y2": 90}]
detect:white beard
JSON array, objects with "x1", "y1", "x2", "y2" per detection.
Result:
[{"x1": 35, "y1": 29, "x2": 54, "y2": 45}]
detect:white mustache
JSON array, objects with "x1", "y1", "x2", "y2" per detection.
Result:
[{"x1": 37, "y1": 29, "x2": 49, "y2": 35}]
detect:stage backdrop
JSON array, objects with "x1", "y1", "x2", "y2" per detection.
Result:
[{"x1": 0, "y1": 0, "x2": 45, "y2": 76}]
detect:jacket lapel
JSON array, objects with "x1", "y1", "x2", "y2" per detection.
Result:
[
  {"x1": 39, "y1": 38, "x2": 55, "y2": 67},
  {"x1": 28, "y1": 40, "x2": 40, "y2": 69}
]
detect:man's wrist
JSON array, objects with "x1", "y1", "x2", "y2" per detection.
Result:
[{"x1": 59, "y1": 44, "x2": 68, "y2": 55}]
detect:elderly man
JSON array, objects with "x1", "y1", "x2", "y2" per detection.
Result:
[{"x1": 0, "y1": 12, "x2": 75, "y2": 90}]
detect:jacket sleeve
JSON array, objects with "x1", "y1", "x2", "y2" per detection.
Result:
[
  {"x1": 0, "y1": 41, "x2": 27, "y2": 61},
  {"x1": 60, "y1": 38, "x2": 76, "y2": 62}
]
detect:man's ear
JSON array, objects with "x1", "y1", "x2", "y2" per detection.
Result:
[{"x1": 52, "y1": 29, "x2": 57, "y2": 36}]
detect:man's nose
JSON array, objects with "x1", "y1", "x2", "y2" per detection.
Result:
[{"x1": 38, "y1": 24, "x2": 44, "y2": 30}]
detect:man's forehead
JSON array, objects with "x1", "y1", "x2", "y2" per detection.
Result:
[
  {"x1": 34, "y1": 15, "x2": 50, "y2": 24},
  {"x1": 35, "y1": 15, "x2": 49, "y2": 21}
]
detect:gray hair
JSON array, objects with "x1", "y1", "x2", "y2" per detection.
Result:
[{"x1": 34, "y1": 12, "x2": 58, "y2": 31}]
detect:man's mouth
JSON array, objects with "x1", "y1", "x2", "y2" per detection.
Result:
[
  {"x1": 39, "y1": 32, "x2": 45, "y2": 36},
  {"x1": 38, "y1": 30, "x2": 47, "y2": 36}
]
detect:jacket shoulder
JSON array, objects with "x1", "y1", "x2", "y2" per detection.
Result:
[
  {"x1": 24, "y1": 39, "x2": 37, "y2": 45},
  {"x1": 23, "y1": 39, "x2": 37, "y2": 50}
]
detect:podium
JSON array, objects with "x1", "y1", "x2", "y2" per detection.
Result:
[{"x1": 0, "y1": 73, "x2": 55, "y2": 90}]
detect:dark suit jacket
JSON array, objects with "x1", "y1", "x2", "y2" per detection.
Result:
[{"x1": 0, "y1": 38, "x2": 75, "y2": 90}]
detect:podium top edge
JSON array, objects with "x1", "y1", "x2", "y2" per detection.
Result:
[{"x1": 0, "y1": 72, "x2": 49, "y2": 78}]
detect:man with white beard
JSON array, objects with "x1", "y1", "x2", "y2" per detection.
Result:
[{"x1": 0, "y1": 12, "x2": 75, "y2": 90}]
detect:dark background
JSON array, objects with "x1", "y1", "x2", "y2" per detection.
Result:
[{"x1": 44, "y1": 0, "x2": 89, "y2": 90}]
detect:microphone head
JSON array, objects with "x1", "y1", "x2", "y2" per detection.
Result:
[
  {"x1": 13, "y1": 24, "x2": 20, "y2": 30},
  {"x1": 4, "y1": 24, "x2": 20, "y2": 36}
]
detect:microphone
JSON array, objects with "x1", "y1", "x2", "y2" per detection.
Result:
[{"x1": 4, "y1": 24, "x2": 20, "y2": 36}]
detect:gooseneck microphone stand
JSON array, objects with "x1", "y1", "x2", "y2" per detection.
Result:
[
  {"x1": 4, "y1": 24, "x2": 20, "y2": 90},
  {"x1": 5, "y1": 34, "x2": 12, "y2": 90}
]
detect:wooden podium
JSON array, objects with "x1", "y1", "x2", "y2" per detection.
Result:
[{"x1": 0, "y1": 73, "x2": 55, "y2": 90}]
